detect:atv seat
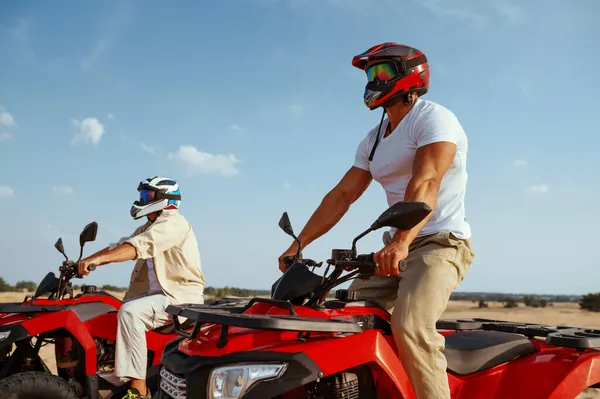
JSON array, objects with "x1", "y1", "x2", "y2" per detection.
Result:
[
  {"x1": 443, "y1": 331, "x2": 535, "y2": 375},
  {"x1": 153, "y1": 319, "x2": 195, "y2": 334}
]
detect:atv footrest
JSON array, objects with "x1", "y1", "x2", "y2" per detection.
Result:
[{"x1": 166, "y1": 303, "x2": 363, "y2": 340}]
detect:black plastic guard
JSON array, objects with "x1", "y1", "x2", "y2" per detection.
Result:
[
  {"x1": 160, "y1": 338, "x2": 322, "y2": 399},
  {"x1": 0, "y1": 324, "x2": 30, "y2": 353},
  {"x1": 0, "y1": 303, "x2": 67, "y2": 314}
]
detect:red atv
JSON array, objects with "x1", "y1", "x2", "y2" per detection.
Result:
[
  {"x1": 157, "y1": 201, "x2": 600, "y2": 399},
  {"x1": 0, "y1": 221, "x2": 248, "y2": 399}
]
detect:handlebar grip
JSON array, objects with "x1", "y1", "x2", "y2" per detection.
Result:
[
  {"x1": 88, "y1": 264, "x2": 97, "y2": 271},
  {"x1": 282, "y1": 256, "x2": 296, "y2": 267}
]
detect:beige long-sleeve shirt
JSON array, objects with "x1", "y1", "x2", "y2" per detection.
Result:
[{"x1": 109, "y1": 209, "x2": 205, "y2": 305}]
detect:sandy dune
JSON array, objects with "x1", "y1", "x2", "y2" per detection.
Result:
[{"x1": 2, "y1": 293, "x2": 598, "y2": 398}]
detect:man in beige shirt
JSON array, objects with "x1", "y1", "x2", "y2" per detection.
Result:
[{"x1": 78, "y1": 176, "x2": 205, "y2": 399}]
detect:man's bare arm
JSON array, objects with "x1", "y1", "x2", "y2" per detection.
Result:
[
  {"x1": 391, "y1": 141, "x2": 456, "y2": 247},
  {"x1": 292, "y1": 166, "x2": 372, "y2": 250}
]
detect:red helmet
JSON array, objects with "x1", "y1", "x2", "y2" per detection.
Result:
[{"x1": 352, "y1": 42, "x2": 430, "y2": 110}]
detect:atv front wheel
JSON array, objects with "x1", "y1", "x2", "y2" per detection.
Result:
[{"x1": 0, "y1": 371, "x2": 78, "y2": 399}]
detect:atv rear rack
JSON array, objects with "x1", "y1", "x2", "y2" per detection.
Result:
[
  {"x1": 166, "y1": 298, "x2": 363, "y2": 346},
  {"x1": 437, "y1": 318, "x2": 600, "y2": 350}
]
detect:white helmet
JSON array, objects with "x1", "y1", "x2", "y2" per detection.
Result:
[{"x1": 130, "y1": 176, "x2": 181, "y2": 220}]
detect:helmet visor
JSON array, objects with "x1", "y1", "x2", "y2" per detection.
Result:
[
  {"x1": 138, "y1": 188, "x2": 156, "y2": 204},
  {"x1": 366, "y1": 62, "x2": 400, "y2": 82}
]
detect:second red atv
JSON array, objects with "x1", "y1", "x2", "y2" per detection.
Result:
[
  {"x1": 157, "y1": 201, "x2": 600, "y2": 399},
  {"x1": 0, "y1": 221, "x2": 248, "y2": 399}
]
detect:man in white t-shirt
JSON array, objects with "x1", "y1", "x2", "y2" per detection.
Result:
[
  {"x1": 78, "y1": 176, "x2": 205, "y2": 399},
  {"x1": 278, "y1": 42, "x2": 474, "y2": 399}
]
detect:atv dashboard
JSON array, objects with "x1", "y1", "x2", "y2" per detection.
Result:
[{"x1": 437, "y1": 318, "x2": 600, "y2": 350}]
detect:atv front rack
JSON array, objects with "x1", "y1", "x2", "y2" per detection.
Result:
[
  {"x1": 437, "y1": 318, "x2": 600, "y2": 350},
  {"x1": 166, "y1": 298, "x2": 363, "y2": 346},
  {"x1": 0, "y1": 303, "x2": 68, "y2": 314}
]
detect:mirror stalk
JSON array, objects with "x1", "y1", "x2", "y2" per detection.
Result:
[{"x1": 351, "y1": 227, "x2": 373, "y2": 258}]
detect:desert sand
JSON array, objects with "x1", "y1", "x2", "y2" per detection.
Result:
[{"x1": 2, "y1": 292, "x2": 599, "y2": 398}]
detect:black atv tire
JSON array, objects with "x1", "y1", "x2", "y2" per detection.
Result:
[{"x1": 0, "y1": 371, "x2": 78, "y2": 399}]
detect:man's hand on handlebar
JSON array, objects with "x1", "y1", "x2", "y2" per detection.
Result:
[
  {"x1": 77, "y1": 258, "x2": 97, "y2": 276},
  {"x1": 278, "y1": 245, "x2": 299, "y2": 273},
  {"x1": 373, "y1": 241, "x2": 408, "y2": 276}
]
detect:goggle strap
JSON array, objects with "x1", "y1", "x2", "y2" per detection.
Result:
[
  {"x1": 160, "y1": 193, "x2": 181, "y2": 201},
  {"x1": 401, "y1": 54, "x2": 427, "y2": 72}
]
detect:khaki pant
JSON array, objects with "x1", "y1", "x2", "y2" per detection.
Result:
[
  {"x1": 348, "y1": 231, "x2": 474, "y2": 399},
  {"x1": 115, "y1": 294, "x2": 172, "y2": 381}
]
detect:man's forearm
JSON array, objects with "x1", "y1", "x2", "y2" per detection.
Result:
[
  {"x1": 87, "y1": 243, "x2": 137, "y2": 266},
  {"x1": 392, "y1": 177, "x2": 440, "y2": 246},
  {"x1": 295, "y1": 191, "x2": 353, "y2": 249}
]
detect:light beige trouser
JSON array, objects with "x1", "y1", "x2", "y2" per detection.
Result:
[
  {"x1": 348, "y1": 231, "x2": 474, "y2": 399},
  {"x1": 115, "y1": 294, "x2": 172, "y2": 381}
]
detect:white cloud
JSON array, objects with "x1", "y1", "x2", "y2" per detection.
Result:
[
  {"x1": 526, "y1": 183, "x2": 549, "y2": 194},
  {"x1": 0, "y1": 186, "x2": 14, "y2": 199},
  {"x1": 230, "y1": 124, "x2": 244, "y2": 132},
  {"x1": 81, "y1": 3, "x2": 132, "y2": 69},
  {"x1": 71, "y1": 117, "x2": 105, "y2": 146},
  {"x1": 140, "y1": 143, "x2": 159, "y2": 157},
  {"x1": 169, "y1": 145, "x2": 241, "y2": 178},
  {"x1": 512, "y1": 160, "x2": 527, "y2": 167},
  {"x1": 0, "y1": 106, "x2": 17, "y2": 127},
  {"x1": 288, "y1": 104, "x2": 304, "y2": 115},
  {"x1": 0, "y1": 132, "x2": 13, "y2": 143},
  {"x1": 108, "y1": 112, "x2": 116, "y2": 122},
  {"x1": 52, "y1": 185, "x2": 75, "y2": 196}
]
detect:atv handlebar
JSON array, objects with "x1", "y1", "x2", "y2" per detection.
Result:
[
  {"x1": 59, "y1": 262, "x2": 96, "y2": 278},
  {"x1": 283, "y1": 256, "x2": 323, "y2": 268},
  {"x1": 327, "y1": 253, "x2": 377, "y2": 275}
]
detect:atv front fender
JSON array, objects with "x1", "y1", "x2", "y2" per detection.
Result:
[
  {"x1": 161, "y1": 338, "x2": 323, "y2": 399},
  {"x1": 17, "y1": 310, "x2": 98, "y2": 375},
  {"x1": 160, "y1": 330, "x2": 410, "y2": 399}
]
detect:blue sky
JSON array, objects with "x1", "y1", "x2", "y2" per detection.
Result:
[{"x1": 1, "y1": 0, "x2": 599, "y2": 295}]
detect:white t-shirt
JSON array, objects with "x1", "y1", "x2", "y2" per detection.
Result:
[
  {"x1": 353, "y1": 98, "x2": 471, "y2": 239},
  {"x1": 146, "y1": 258, "x2": 163, "y2": 294}
]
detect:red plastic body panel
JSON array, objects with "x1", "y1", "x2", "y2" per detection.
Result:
[
  {"x1": 178, "y1": 302, "x2": 600, "y2": 399},
  {"x1": 0, "y1": 294, "x2": 181, "y2": 373}
]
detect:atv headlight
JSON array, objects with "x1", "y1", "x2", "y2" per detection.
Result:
[
  {"x1": 207, "y1": 363, "x2": 288, "y2": 398},
  {"x1": 0, "y1": 331, "x2": 10, "y2": 341}
]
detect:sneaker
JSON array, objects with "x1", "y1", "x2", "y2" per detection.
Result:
[{"x1": 122, "y1": 388, "x2": 151, "y2": 399}]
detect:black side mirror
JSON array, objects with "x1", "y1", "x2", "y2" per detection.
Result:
[
  {"x1": 351, "y1": 201, "x2": 433, "y2": 257},
  {"x1": 79, "y1": 222, "x2": 98, "y2": 247},
  {"x1": 371, "y1": 201, "x2": 432, "y2": 231},
  {"x1": 278, "y1": 212, "x2": 294, "y2": 237},
  {"x1": 278, "y1": 211, "x2": 302, "y2": 261},
  {"x1": 77, "y1": 221, "x2": 98, "y2": 262},
  {"x1": 54, "y1": 238, "x2": 68, "y2": 260}
]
